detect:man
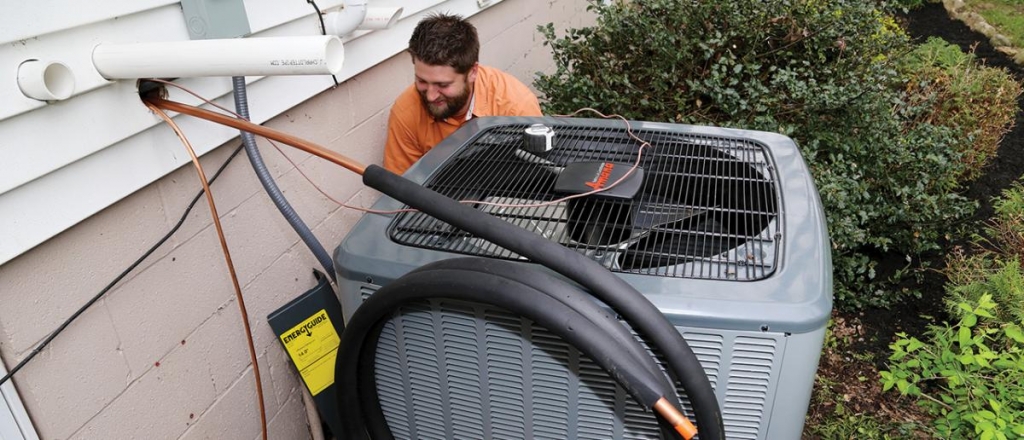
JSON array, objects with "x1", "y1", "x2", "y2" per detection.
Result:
[{"x1": 383, "y1": 12, "x2": 543, "y2": 174}]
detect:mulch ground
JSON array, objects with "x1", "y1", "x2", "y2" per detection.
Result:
[{"x1": 803, "y1": 3, "x2": 1024, "y2": 437}]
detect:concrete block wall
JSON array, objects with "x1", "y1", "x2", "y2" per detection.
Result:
[{"x1": 0, "y1": 1, "x2": 595, "y2": 439}]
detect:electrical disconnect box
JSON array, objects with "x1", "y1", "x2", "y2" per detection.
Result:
[{"x1": 180, "y1": 0, "x2": 252, "y2": 40}]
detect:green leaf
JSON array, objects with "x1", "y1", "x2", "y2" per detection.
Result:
[
  {"x1": 959, "y1": 353, "x2": 975, "y2": 365},
  {"x1": 959, "y1": 325, "x2": 973, "y2": 347},
  {"x1": 978, "y1": 410, "x2": 997, "y2": 420},
  {"x1": 963, "y1": 313, "x2": 977, "y2": 328},
  {"x1": 1005, "y1": 324, "x2": 1024, "y2": 343},
  {"x1": 987, "y1": 399, "x2": 1003, "y2": 415},
  {"x1": 907, "y1": 337, "x2": 925, "y2": 352},
  {"x1": 993, "y1": 359, "x2": 1016, "y2": 369}
]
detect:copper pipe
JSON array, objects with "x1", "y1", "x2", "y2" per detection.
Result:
[
  {"x1": 146, "y1": 102, "x2": 269, "y2": 440},
  {"x1": 654, "y1": 397, "x2": 698, "y2": 440},
  {"x1": 145, "y1": 96, "x2": 367, "y2": 176}
]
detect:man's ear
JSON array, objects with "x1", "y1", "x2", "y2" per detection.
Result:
[{"x1": 467, "y1": 63, "x2": 480, "y2": 84}]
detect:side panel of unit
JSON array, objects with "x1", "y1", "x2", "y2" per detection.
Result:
[{"x1": 341, "y1": 281, "x2": 806, "y2": 440}]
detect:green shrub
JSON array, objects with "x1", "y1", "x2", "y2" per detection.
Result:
[
  {"x1": 899, "y1": 37, "x2": 1021, "y2": 180},
  {"x1": 536, "y1": 0, "x2": 978, "y2": 308},
  {"x1": 884, "y1": 183, "x2": 1024, "y2": 439},
  {"x1": 882, "y1": 294, "x2": 1024, "y2": 439},
  {"x1": 988, "y1": 181, "x2": 1024, "y2": 263},
  {"x1": 946, "y1": 260, "x2": 1024, "y2": 324}
]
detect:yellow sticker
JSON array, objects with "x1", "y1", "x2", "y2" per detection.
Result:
[{"x1": 279, "y1": 309, "x2": 340, "y2": 396}]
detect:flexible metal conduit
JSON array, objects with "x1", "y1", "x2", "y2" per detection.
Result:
[{"x1": 231, "y1": 77, "x2": 337, "y2": 282}]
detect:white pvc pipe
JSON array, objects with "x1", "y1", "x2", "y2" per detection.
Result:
[
  {"x1": 361, "y1": 7, "x2": 403, "y2": 30},
  {"x1": 324, "y1": 1, "x2": 366, "y2": 36},
  {"x1": 18, "y1": 60, "x2": 75, "y2": 101},
  {"x1": 92, "y1": 36, "x2": 344, "y2": 79},
  {"x1": 324, "y1": 2, "x2": 402, "y2": 36}
]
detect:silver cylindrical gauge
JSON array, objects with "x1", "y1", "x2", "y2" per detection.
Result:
[{"x1": 523, "y1": 123, "x2": 555, "y2": 154}]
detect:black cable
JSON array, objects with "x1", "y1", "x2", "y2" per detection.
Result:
[
  {"x1": 350, "y1": 258, "x2": 686, "y2": 440},
  {"x1": 307, "y1": 0, "x2": 341, "y2": 88},
  {"x1": 0, "y1": 144, "x2": 246, "y2": 387},
  {"x1": 337, "y1": 258, "x2": 683, "y2": 440},
  {"x1": 361, "y1": 164, "x2": 725, "y2": 439}
]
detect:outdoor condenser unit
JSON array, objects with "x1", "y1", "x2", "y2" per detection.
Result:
[{"x1": 334, "y1": 117, "x2": 832, "y2": 439}]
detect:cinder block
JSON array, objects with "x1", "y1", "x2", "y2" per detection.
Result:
[
  {"x1": 179, "y1": 303, "x2": 252, "y2": 396},
  {"x1": 331, "y1": 109, "x2": 388, "y2": 167},
  {"x1": 264, "y1": 388, "x2": 312, "y2": 440},
  {"x1": 282, "y1": 143, "x2": 367, "y2": 212},
  {"x1": 156, "y1": 142, "x2": 265, "y2": 246},
  {"x1": 10, "y1": 308, "x2": 130, "y2": 440},
  {"x1": 265, "y1": 340, "x2": 301, "y2": 408},
  {"x1": 480, "y1": 17, "x2": 540, "y2": 74},
  {"x1": 266, "y1": 167, "x2": 348, "y2": 236},
  {"x1": 254, "y1": 351, "x2": 284, "y2": 417},
  {"x1": 311, "y1": 190, "x2": 379, "y2": 257},
  {"x1": 233, "y1": 246, "x2": 323, "y2": 353},
  {"x1": 68, "y1": 335, "x2": 218, "y2": 440},
  {"x1": 347, "y1": 52, "x2": 415, "y2": 125},
  {"x1": 0, "y1": 183, "x2": 170, "y2": 355},
  {"x1": 265, "y1": 85, "x2": 356, "y2": 145},
  {"x1": 216, "y1": 190, "x2": 304, "y2": 288},
  {"x1": 472, "y1": 0, "x2": 534, "y2": 45},
  {"x1": 103, "y1": 226, "x2": 235, "y2": 375},
  {"x1": 179, "y1": 368, "x2": 261, "y2": 440}
]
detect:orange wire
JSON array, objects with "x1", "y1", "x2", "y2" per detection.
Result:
[
  {"x1": 145, "y1": 102, "x2": 269, "y2": 440},
  {"x1": 145, "y1": 80, "x2": 412, "y2": 214},
  {"x1": 146, "y1": 96, "x2": 366, "y2": 175}
]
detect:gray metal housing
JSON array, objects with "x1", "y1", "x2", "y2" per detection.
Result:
[{"x1": 334, "y1": 117, "x2": 832, "y2": 439}]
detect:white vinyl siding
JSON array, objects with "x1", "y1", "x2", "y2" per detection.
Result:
[{"x1": 0, "y1": 0, "x2": 499, "y2": 265}]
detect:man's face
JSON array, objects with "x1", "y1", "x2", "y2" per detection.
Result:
[{"x1": 413, "y1": 60, "x2": 477, "y2": 121}]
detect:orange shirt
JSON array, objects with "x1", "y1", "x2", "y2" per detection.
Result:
[{"x1": 383, "y1": 65, "x2": 542, "y2": 174}]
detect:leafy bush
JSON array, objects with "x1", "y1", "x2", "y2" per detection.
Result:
[
  {"x1": 884, "y1": 183, "x2": 1024, "y2": 439},
  {"x1": 882, "y1": 294, "x2": 1024, "y2": 439},
  {"x1": 988, "y1": 181, "x2": 1024, "y2": 263},
  {"x1": 899, "y1": 37, "x2": 1021, "y2": 180},
  {"x1": 536, "y1": 0, "x2": 981, "y2": 308}
]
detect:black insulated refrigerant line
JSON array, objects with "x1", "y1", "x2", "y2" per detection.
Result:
[
  {"x1": 231, "y1": 76, "x2": 337, "y2": 282},
  {"x1": 339, "y1": 258, "x2": 690, "y2": 439},
  {"x1": 341, "y1": 165, "x2": 725, "y2": 440}
]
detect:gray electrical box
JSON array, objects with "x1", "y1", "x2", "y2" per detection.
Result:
[{"x1": 180, "y1": 0, "x2": 251, "y2": 40}]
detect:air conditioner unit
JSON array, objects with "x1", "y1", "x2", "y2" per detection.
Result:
[{"x1": 334, "y1": 117, "x2": 832, "y2": 439}]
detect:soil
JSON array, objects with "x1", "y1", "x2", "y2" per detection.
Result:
[{"x1": 804, "y1": 3, "x2": 1024, "y2": 437}]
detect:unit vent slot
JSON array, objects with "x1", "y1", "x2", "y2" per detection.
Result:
[
  {"x1": 722, "y1": 336, "x2": 777, "y2": 439},
  {"x1": 367, "y1": 298, "x2": 772, "y2": 440},
  {"x1": 388, "y1": 123, "x2": 781, "y2": 281}
]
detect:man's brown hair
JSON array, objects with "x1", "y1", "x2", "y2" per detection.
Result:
[{"x1": 408, "y1": 13, "x2": 479, "y2": 74}]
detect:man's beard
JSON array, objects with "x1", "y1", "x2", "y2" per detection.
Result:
[{"x1": 420, "y1": 85, "x2": 471, "y2": 121}]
